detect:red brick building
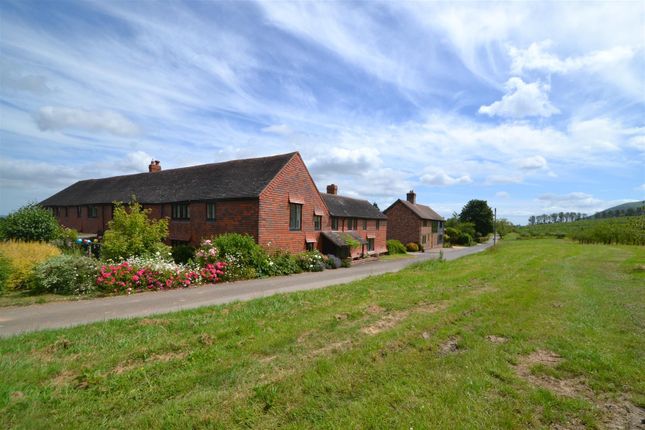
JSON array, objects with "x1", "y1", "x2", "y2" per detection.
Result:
[
  {"x1": 40, "y1": 152, "x2": 387, "y2": 256},
  {"x1": 320, "y1": 185, "x2": 388, "y2": 258},
  {"x1": 383, "y1": 191, "x2": 445, "y2": 249}
]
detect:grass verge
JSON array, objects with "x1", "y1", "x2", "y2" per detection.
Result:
[{"x1": 1, "y1": 240, "x2": 643, "y2": 429}]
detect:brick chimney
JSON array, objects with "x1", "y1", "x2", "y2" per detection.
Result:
[
  {"x1": 326, "y1": 184, "x2": 338, "y2": 195},
  {"x1": 406, "y1": 190, "x2": 416, "y2": 204},
  {"x1": 148, "y1": 160, "x2": 161, "y2": 173}
]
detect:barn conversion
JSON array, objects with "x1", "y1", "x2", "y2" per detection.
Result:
[{"x1": 41, "y1": 152, "x2": 387, "y2": 257}]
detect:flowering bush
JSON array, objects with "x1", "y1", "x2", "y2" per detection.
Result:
[
  {"x1": 263, "y1": 250, "x2": 302, "y2": 276},
  {"x1": 96, "y1": 254, "x2": 225, "y2": 294},
  {"x1": 30, "y1": 254, "x2": 99, "y2": 295},
  {"x1": 325, "y1": 254, "x2": 342, "y2": 269},
  {"x1": 195, "y1": 239, "x2": 218, "y2": 265},
  {"x1": 295, "y1": 250, "x2": 325, "y2": 272}
]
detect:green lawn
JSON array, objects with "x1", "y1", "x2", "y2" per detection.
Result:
[{"x1": 1, "y1": 240, "x2": 643, "y2": 429}]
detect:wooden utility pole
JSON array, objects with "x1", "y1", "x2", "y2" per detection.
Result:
[{"x1": 493, "y1": 208, "x2": 497, "y2": 245}]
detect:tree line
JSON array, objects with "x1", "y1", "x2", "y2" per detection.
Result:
[
  {"x1": 528, "y1": 212, "x2": 587, "y2": 225},
  {"x1": 591, "y1": 206, "x2": 644, "y2": 219}
]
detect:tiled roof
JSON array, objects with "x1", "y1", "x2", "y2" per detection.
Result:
[
  {"x1": 321, "y1": 193, "x2": 387, "y2": 220},
  {"x1": 40, "y1": 153, "x2": 297, "y2": 206},
  {"x1": 384, "y1": 199, "x2": 444, "y2": 220},
  {"x1": 320, "y1": 231, "x2": 368, "y2": 247}
]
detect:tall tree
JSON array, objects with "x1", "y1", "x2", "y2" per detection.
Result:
[{"x1": 459, "y1": 200, "x2": 494, "y2": 236}]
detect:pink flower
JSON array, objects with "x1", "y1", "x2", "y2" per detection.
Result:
[{"x1": 132, "y1": 275, "x2": 140, "y2": 282}]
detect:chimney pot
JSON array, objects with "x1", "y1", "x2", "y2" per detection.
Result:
[
  {"x1": 326, "y1": 184, "x2": 338, "y2": 195},
  {"x1": 406, "y1": 190, "x2": 416, "y2": 204},
  {"x1": 148, "y1": 160, "x2": 162, "y2": 173}
]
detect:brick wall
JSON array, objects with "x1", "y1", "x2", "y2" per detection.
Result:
[
  {"x1": 56, "y1": 204, "x2": 113, "y2": 235},
  {"x1": 332, "y1": 217, "x2": 387, "y2": 257},
  {"x1": 54, "y1": 200, "x2": 259, "y2": 246},
  {"x1": 163, "y1": 200, "x2": 259, "y2": 245},
  {"x1": 384, "y1": 202, "x2": 423, "y2": 245},
  {"x1": 384, "y1": 202, "x2": 443, "y2": 249},
  {"x1": 258, "y1": 153, "x2": 329, "y2": 254}
]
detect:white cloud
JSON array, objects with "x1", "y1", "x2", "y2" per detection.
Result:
[
  {"x1": 517, "y1": 155, "x2": 548, "y2": 170},
  {"x1": 420, "y1": 171, "x2": 473, "y2": 186},
  {"x1": 479, "y1": 77, "x2": 559, "y2": 118},
  {"x1": 261, "y1": 124, "x2": 293, "y2": 135},
  {"x1": 485, "y1": 174, "x2": 524, "y2": 185},
  {"x1": 1, "y1": 71, "x2": 52, "y2": 94},
  {"x1": 0, "y1": 157, "x2": 81, "y2": 190},
  {"x1": 509, "y1": 40, "x2": 635, "y2": 75},
  {"x1": 537, "y1": 192, "x2": 603, "y2": 211},
  {"x1": 496, "y1": 191, "x2": 510, "y2": 198},
  {"x1": 567, "y1": 118, "x2": 622, "y2": 152},
  {"x1": 120, "y1": 151, "x2": 153, "y2": 173},
  {"x1": 308, "y1": 147, "x2": 382, "y2": 176},
  {"x1": 637, "y1": 184, "x2": 645, "y2": 192},
  {"x1": 34, "y1": 106, "x2": 140, "y2": 137},
  {"x1": 627, "y1": 135, "x2": 645, "y2": 152}
]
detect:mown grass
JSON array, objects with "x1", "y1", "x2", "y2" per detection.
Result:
[{"x1": 1, "y1": 240, "x2": 643, "y2": 429}]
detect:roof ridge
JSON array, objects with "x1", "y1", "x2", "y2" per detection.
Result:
[{"x1": 79, "y1": 152, "x2": 298, "y2": 182}]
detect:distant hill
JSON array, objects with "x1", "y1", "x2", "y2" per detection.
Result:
[{"x1": 592, "y1": 201, "x2": 644, "y2": 218}]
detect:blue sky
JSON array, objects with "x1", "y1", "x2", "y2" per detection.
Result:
[{"x1": 1, "y1": 1, "x2": 643, "y2": 224}]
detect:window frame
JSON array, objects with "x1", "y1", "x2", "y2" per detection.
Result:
[
  {"x1": 331, "y1": 217, "x2": 339, "y2": 231},
  {"x1": 367, "y1": 238, "x2": 375, "y2": 251},
  {"x1": 206, "y1": 202, "x2": 216, "y2": 221},
  {"x1": 88, "y1": 206, "x2": 98, "y2": 218},
  {"x1": 77, "y1": 206, "x2": 82, "y2": 218},
  {"x1": 289, "y1": 203, "x2": 302, "y2": 231},
  {"x1": 313, "y1": 214, "x2": 322, "y2": 231},
  {"x1": 376, "y1": 220, "x2": 380, "y2": 230},
  {"x1": 172, "y1": 203, "x2": 190, "y2": 220}
]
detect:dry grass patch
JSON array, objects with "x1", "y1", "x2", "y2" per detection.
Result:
[
  {"x1": 112, "y1": 351, "x2": 188, "y2": 375},
  {"x1": 440, "y1": 337, "x2": 461, "y2": 354},
  {"x1": 514, "y1": 350, "x2": 645, "y2": 429},
  {"x1": 486, "y1": 335, "x2": 508, "y2": 344}
]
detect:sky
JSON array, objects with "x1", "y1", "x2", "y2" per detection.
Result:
[{"x1": 0, "y1": 1, "x2": 643, "y2": 224}]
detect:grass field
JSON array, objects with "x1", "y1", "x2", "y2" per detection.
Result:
[
  {"x1": 1, "y1": 240, "x2": 644, "y2": 429},
  {"x1": 517, "y1": 215, "x2": 645, "y2": 245}
]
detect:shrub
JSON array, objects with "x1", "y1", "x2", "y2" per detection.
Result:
[
  {"x1": 341, "y1": 258, "x2": 352, "y2": 268},
  {"x1": 295, "y1": 250, "x2": 325, "y2": 272},
  {"x1": 30, "y1": 255, "x2": 99, "y2": 295},
  {"x1": 195, "y1": 239, "x2": 218, "y2": 266},
  {"x1": 0, "y1": 241, "x2": 61, "y2": 290},
  {"x1": 386, "y1": 239, "x2": 406, "y2": 254},
  {"x1": 1, "y1": 204, "x2": 62, "y2": 242},
  {"x1": 101, "y1": 200, "x2": 171, "y2": 261},
  {"x1": 0, "y1": 253, "x2": 11, "y2": 291},
  {"x1": 445, "y1": 227, "x2": 473, "y2": 246},
  {"x1": 172, "y1": 244, "x2": 195, "y2": 264},
  {"x1": 405, "y1": 242, "x2": 419, "y2": 252},
  {"x1": 212, "y1": 233, "x2": 268, "y2": 280},
  {"x1": 325, "y1": 254, "x2": 342, "y2": 269},
  {"x1": 51, "y1": 227, "x2": 79, "y2": 251},
  {"x1": 265, "y1": 250, "x2": 301, "y2": 276}
]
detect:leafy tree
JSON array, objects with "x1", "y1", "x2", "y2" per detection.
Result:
[
  {"x1": 0, "y1": 204, "x2": 61, "y2": 242},
  {"x1": 101, "y1": 200, "x2": 170, "y2": 261},
  {"x1": 495, "y1": 218, "x2": 515, "y2": 238},
  {"x1": 459, "y1": 200, "x2": 494, "y2": 236}
]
